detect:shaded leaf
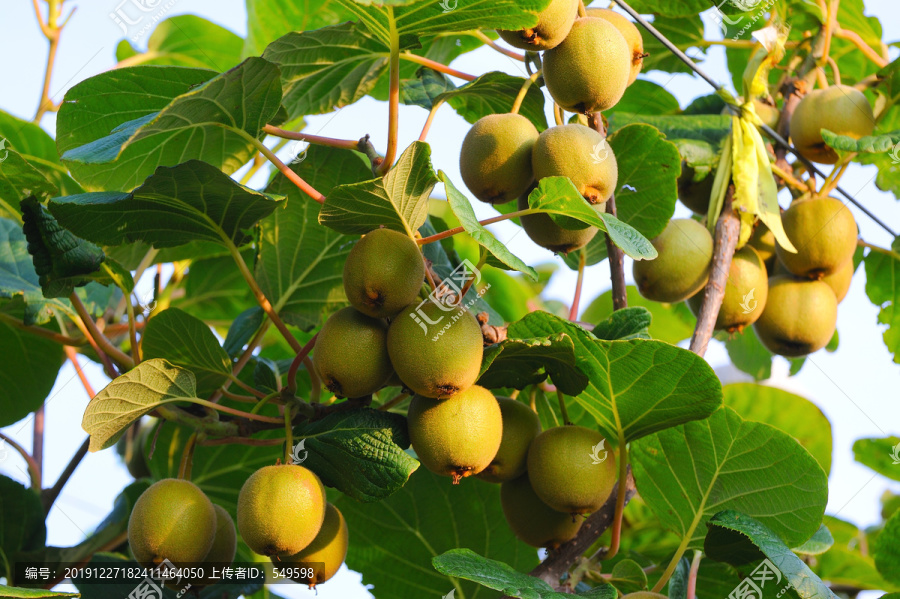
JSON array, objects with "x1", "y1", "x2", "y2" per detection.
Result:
[
  {"x1": 223, "y1": 307, "x2": 265, "y2": 358},
  {"x1": 875, "y1": 509, "x2": 900, "y2": 585},
  {"x1": 582, "y1": 286, "x2": 696, "y2": 345},
  {"x1": 0, "y1": 476, "x2": 46, "y2": 582},
  {"x1": 0, "y1": 315, "x2": 64, "y2": 427},
  {"x1": 478, "y1": 334, "x2": 588, "y2": 394},
  {"x1": 792, "y1": 524, "x2": 835, "y2": 556},
  {"x1": 436, "y1": 71, "x2": 548, "y2": 131},
  {"x1": 0, "y1": 149, "x2": 58, "y2": 222}
]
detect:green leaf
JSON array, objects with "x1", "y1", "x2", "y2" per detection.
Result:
[
  {"x1": 263, "y1": 23, "x2": 413, "y2": 120},
  {"x1": 435, "y1": 71, "x2": 548, "y2": 131},
  {"x1": 171, "y1": 253, "x2": 254, "y2": 325},
  {"x1": 0, "y1": 476, "x2": 46, "y2": 581},
  {"x1": 401, "y1": 67, "x2": 455, "y2": 109},
  {"x1": 610, "y1": 80, "x2": 681, "y2": 116},
  {"x1": 49, "y1": 160, "x2": 284, "y2": 249},
  {"x1": 581, "y1": 286, "x2": 696, "y2": 345},
  {"x1": 319, "y1": 141, "x2": 438, "y2": 237},
  {"x1": 703, "y1": 510, "x2": 834, "y2": 599},
  {"x1": 852, "y1": 436, "x2": 900, "y2": 482},
  {"x1": 641, "y1": 14, "x2": 706, "y2": 74},
  {"x1": 821, "y1": 129, "x2": 900, "y2": 154},
  {"x1": 624, "y1": 0, "x2": 710, "y2": 18},
  {"x1": 508, "y1": 311, "x2": 722, "y2": 444},
  {"x1": 243, "y1": 0, "x2": 358, "y2": 57},
  {"x1": 20, "y1": 197, "x2": 106, "y2": 298},
  {"x1": 0, "y1": 218, "x2": 72, "y2": 325},
  {"x1": 723, "y1": 383, "x2": 833, "y2": 475},
  {"x1": 433, "y1": 548, "x2": 616, "y2": 598},
  {"x1": 0, "y1": 586, "x2": 79, "y2": 598},
  {"x1": 811, "y1": 518, "x2": 897, "y2": 591},
  {"x1": 293, "y1": 408, "x2": 419, "y2": 502},
  {"x1": 115, "y1": 15, "x2": 243, "y2": 70},
  {"x1": 259, "y1": 146, "x2": 373, "y2": 330},
  {"x1": 442, "y1": 172, "x2": 537, "y2": 279},
  {"x1": 333, "y1": 470, "x2": 539, "y2": 599},
  {"x1": 632, "y1": 407, "x2": 829, "y2": 550},
  {"x1": 724, "y1": 327, "x2": 773, "y2": 381},
  {"x1": 792, "y1": 524, "x2": 835, "y2": 556},
  {"x1": 82, "y1": 359, "x2": 199, "y2": 452},
  {"x1": 0, "y1": 110, "x2": 82, "y2": 200},
  {"x1": 58, "y1": 58, "x2": 281, "y2": 192},
  {"x1": 223, "y1": 307, "x2": 265, "y2": 358},
  {"x1": 591, "y1": 306, "x2": 652, "y2": 341},
  {"x1": 876, "y1": 510, "x2": 900, "y2": 585},
  {"x1": 609, "y1": 559, "x2": 649, "y2": 595},
  {"x1": 338, "y1": 0, "x2": 550, "y2": 44},
  {"x1": 141, "y1": 308, "x2": 232, "y2": 397},
  {"x1": 0, "y1": 149, "x2": 58, "y2": 222},
  {"x1": 864, "y1": 242, "x2": 900, "y2": 363},
  {"x1": 478, "y1": 334, "x2": 588, "y2": 394},
  {"x1": 0, "y1": 316, "x2": 63, "y2": 427}
]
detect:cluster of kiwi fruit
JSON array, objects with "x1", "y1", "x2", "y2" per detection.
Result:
[{"x1": 458, "y1": 3, "x2": 645, "y2": 254}]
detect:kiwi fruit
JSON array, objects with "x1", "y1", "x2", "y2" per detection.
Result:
[
  {"x1": 633, "y1": 219, "x2": 714, "y2": 303},
  {"x1": 517, "y1": 189, "x2": 599, "y2": 254},
  {"x1": 237, "y1": 464, "x2": 326, "y2": 556},
  {"x1": 387, "y1": 301, "x2": 484, "y2": 399},
  {"x1": 497, "y1": 0, "x2": 578, "y2": 51},
  {"x1": 586, "y1": 8, "x2": 644, "y2": 85},
  {"x1": 312, "y1": 307, "x2": 393, "y2": 398},
  {"x1": 501, "y1": 474, "x2": 583, "y2": 548},
  {"x1": 460, "y1": 113, "x2": 539, "y2": 204},
  {"x1": 285, "y1": 503, "x2": 349, "y2": 589},
  {"x1": 477, "y1": 398, "x2": 542, "y2": 484},
  {"x1": 407, "y1": 385, "x2": 503, "y2": 483},
  {"x1": 527, "y1": 425, "x2": 617, "y2": 516},
  {"x1": 748, "y1": 221, "x2": 777, "y2": 269},
  {"x1": 531, "y1": 124, "x2": 618, "y2": 206},
  {"x1": 774, "y1": 258, "x2": 855, "y2": 304},
  {"x1": 343, "y1": 228, "x2": 425, "y2": 319},
  {"x1": 128, "y1": 479, "x2": 217, "y2": 567},
  {"x1": 193, "y1": 504, "x2": 237, "y2": 586},
  {"x1": 677, "y1": 164, "x2": 715, "y2": 215},
  {"x1": 753, "y1": 276, "x2": 837, "y2": 357},
  {"x1": 687, "y1": 246, "x2": 768, "y2": 332},
  {"x1": 776, "y1": 197, "x2": 857, "y2": 279},
  {"x1": 543, "y1": 17, "x2": 632, "y2": 113},
  {"x1": 790, "y1": 85, "x2": 875, "y2": 165}
]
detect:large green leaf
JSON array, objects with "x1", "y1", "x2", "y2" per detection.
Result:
[
  {"x1": 581, "y1": 286, "x2": 696, "y2": 345},
  {"x1": 433, "y1": 549, "x2": 617, "y2": 599},
  {"x1": 435, "y1": 71, "x2": 548, "y2": 131},
  {"x1": 0, "y1": 110, "x2": 82, "y2": 201},
  {"x1": 508, "y1": 311, "x2": 721, "y2": 444},
  {"x1": 115, "y1": 15, "x2": 243, "y2": 70},
  {"x1": 852, "y1": 436, "x2": 900, "y2": 482},
  {"x1": 243, "y1": 0, "x2": 358, "y2": 57},
  {"x1": 632, "y1": 407, "x2": 829, "y2": 550},
  {"x1": 141, "y1": 307, "x2": 232, "y2": 397},
  {"x1": 478, "y1": 334, "x2": 588, "y2": 394},
  {"x1": 723, "y1": 383, "x2": 833, "y2": 474},
  {"x1": 624, "y1": 0, "x2": 711, "y2": 18},
  {"x1": 641, "y1": 14, "x2": 706, "y2": 74},
  {"x1": 724, "y1": 326, "x2": 774, "y2": 381},
  {"x1": 875, "y1": 509, "x2": 900, "y2": 585},
  {"x1": 48, "y1": 160, "x2": 283, "y2": 249},
  {"x1": 293, "y1": 408, "x2": 419, "y2": 502},
  {"x1": 704, "y1": 511, "x2": 834, "y2": 599},
  {"x1": 610, "y1": 80, "x2": 680, "y2": 116},
  {"x1": 173, "y1": 253, "x2": 255, "y2": 326},
  {"x1": 58, "y1": 58, "x2": 281, "y2": 191},
  {"x1": 0, "y1": 476, "x2": 47, "y2": 582},
  {"x1": 258, "y1": 146, "x2": 373, "y2": 330},
  {"x1": 0, "y1": 316, "x2": 63, "y2": 427},
  {"x1": 0, "y1": 149, "x2": 58, "y2": 222},
  {"x1": 332, "y1": 468, "x2": 540, "y2": 599},
  {"x1": 864, "y1": 241, "x2": 900, "y2": 363},
  {"x1": 82, "y1": 359, "x2": 200, "y2": 452},
  {"x1": 319, "y1": 141, "x2": 438, "y2": 236},
  {"x1": 591, "y1": 306, "x2": 652, "y2": 341}
]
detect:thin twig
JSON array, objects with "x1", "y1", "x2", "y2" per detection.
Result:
[
  {"x1": 511, "y1": 71, "x2": 541, "y2": 115},
  {"x1": 246, "y1": 135, "x2": 325, "y2": 203},
  {"x1": 41, "y1": 438, "x2": 90, "y2": 513},
  {"x1": 0, "y1": 313, "x2": 86, "y2": 346},
  {"x1": 262, "y1": 125, "x2": 362, "y2": 150},
  {"x1": 419, "y1": 99, "x2": 445, "y2": 141},
  {"x1": 834, "y1": 28, "x2": 888, "y2": 67},
  {"x1": 378, "y1": 392, "x2": 410, "y2": 411},
  {"x1": 0, "y1": 431, "x2": 42, "y2": 489},
  {"x1": 33, "y1": 407, "x2": 44, "y2": 483},
  {"x1": 378, "y1": 8, "x2": 402, "y2": 176},
  {"x1": 287, "y1": 334, "x2": 319, "y2": 394},
  {"x1": 569, "y1": 251, "x2": 587, "y2": 320},
  {"x1": 69, "y1": 293, "x2": 135, "y2": 369},
  {"x1": 399, "y1": 53, "x2": 477, "y2": 81},
  {"x1": 472, "y1": 31, "x2": 525, "y2": 61}
]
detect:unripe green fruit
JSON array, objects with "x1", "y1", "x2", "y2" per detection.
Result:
[
  {"x1": 193, "y1": 504, "x2": 237, "y2": 586},
  {"x1": 128, "y1": 479, "x2": 216, "y2": 567},
  {"x1": 477, "y1": 398, "x2": 541, "y2": 483},
  {"x1": 501, "y1": 474, "x2": 583, "y2": 548},
  {"x1": 790, "y1": 85, "x2": 874, "y2": 165},
  {"x1": 285, "y1": 503, "x2": 349, "y2": 589},
  {"x1": 633, "y1": 219, "x2": 714, "y2": 303},
  {"x1": 517, "y1": 191, "x2": 599, "y2": 254},
  {"x1": 543, "y1": 17, "x2": 632, "y2": 113},
  {"x1": 407, "y1": 385, "x2": 503, "y2": 483},
  {"x1": 460, "y1": 113, "x2": 539, "y2": 204},
  {"x1": 237, "y1": 464, "x2": 326, "y2": 557},
  {"x1": 312, "y1": 307, "x2": 393, "y2": 398},
  {"x1": 532, "y1": 124, "x2": 618, "y2": 205},
  {"x1": 387, "y1": 301, "x2": 483, "y2": 399},
  {"x1": 776, "y1": 197, "x2": 857, "y2": 279},
  {"x1": 753, "y1": 276, "x2": 837, "y2": 357},
  {"x1": 527, "y1": 425, "x2": 617, "y2": 515},
  {"x1": 748, "y1": 222, "x2": 777, "y2": 269},
  {"x1": 497, "y1": 0, "x2": 577, "y2": 51},
  {"x1": 343, "y1": 228, "x2": 425, "y2": 318},
  {"x1": 586, "y1": 8, "x2": 644, "y2": 85},
  {"x1": 687, "y1": 246, "x2": 768, "y2": 332},
  {"x1": 774, "y1": 258, "x2": 855, "y2": 304},
  {"x1": 677, "y1": 164, "x2": 715, "y2": 215}
]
